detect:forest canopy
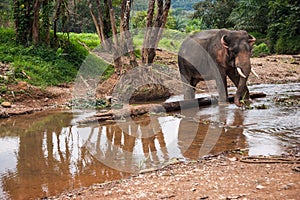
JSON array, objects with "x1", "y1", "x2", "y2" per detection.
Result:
[{"x1": 0, "y1": 0, "x2": 299, "y2": 58}]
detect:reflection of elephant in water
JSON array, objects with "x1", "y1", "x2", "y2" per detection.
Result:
[
  {"x1": 178, "y1": 29, "x2": 258, "y2": 107},
  {"x1": 178, "y1": 107, "x2": 246, "y2": 160}
]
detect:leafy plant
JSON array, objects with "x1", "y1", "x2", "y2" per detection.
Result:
[
  {"x1": 252, "y1": 43, "x2": 270, "y2": 57},
  {"x1": 185, "y1": 18, "x2": 205, "y2": 33},
  {"x1": 240, "y1": 92, "x2": 253, "y2": 110},
  {"x1": 0, "y1": 28, "x2": 105, "y2": 86}
]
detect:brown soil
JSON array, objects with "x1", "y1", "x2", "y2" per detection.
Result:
[
  {"x1": 51, "y1": 152, "x2": 300, "y2": 200},
  {"x1": 1, "y1": 54, "x2": 299, "y2": 199},
  {"x1": 0, "y1": 80, "x2": 72, "y2": 117}
]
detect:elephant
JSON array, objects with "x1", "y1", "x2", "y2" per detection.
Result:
[{"x1": 178, "y1": 29, "x2": 258, "y2": 107}]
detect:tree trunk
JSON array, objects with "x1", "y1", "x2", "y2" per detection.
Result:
[
  {"x1": 42, "y1": 0, "x2": 51, "y2": 46},
  {"x1": 95, "y1": 0, "x2": 110, "y2": 50},
  {"x1": 120, "y1": 0, "x2": 138, "y2": 67},
  {"x1": 106, "y1": 0, "x2": 122, "y2": 72},
  {"x1": 32, "y1": 0, "x2": 41, "y2": 45},
  {"x1": 88, "y1": 0, "x2": 102, "y2": 43},
  {"x1": 142, "y1": 0, "x2": 172, "y2": 65},
  {"x1": 13, "y1": 0, "x2": 34, "y2": 45},
  {"x1": 142, "y1": 0, "x2": 155, "y2": 64},
  {"x1": 78, "y1": 92, "x2": 267, "y2": 124},
  {"x1": 53, "y1": 0, "x2": 63, "y2": 40},
  {"x1": 154, "y1": 0, "x2": 171, "y2": 48}
]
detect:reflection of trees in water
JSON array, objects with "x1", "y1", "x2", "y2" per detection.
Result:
[
  {"x1": 84, "y1": 115, "x2": 169, "y2": 172},
  {"x1": 84, "y1": 109, "x2": 246, "y2": 171},
  {"x1": 2, "y1": 109, "x2": 247, "y2": 199},
  {"x1": 85, "y1": 116, "x2": 167, "y2": 172},
  {"x1": 2, "y1": 112, "x2": 126, "y2": 200}
]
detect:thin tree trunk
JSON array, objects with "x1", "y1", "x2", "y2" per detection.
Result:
[
  {"x1": 142, "y1": 0, "x2": 155, "y2": 64},
  {"x1": 154, "y1": 0, "x2": 171, "y2": 49},
  {"x1": 32, "y1": 0, "x2": 41, "y2": 45},
  {"x1": 120, "y1": 0, "x2": 138, "y2": 67},
  {"x1": 142, "y1": 0, "x2": 171, "y2": 65},
  {"x1": 53, "y1": 0, "x2": 63, "y2": 40},
  {"x1": 95, "y1": 0, "x2": 110, "y2": 50},
  {"x1": 106, "y1": 0, "x2": 122, "y2": 72},
  {"x1": 106, "y1": 0, "x2": 119, "y2": 51},
  {"x1": 13, "y1": 0, "x2": 20, "y2": 42},
  {"x1": 13, "y1": 0, "x2": 34, "y2": 45},
  {"x1": 43, "y1": 0, "x2": 51, "y2": 46},
  {"x1": 88, "y1": 0, "x2": 102, "y2": 43}
]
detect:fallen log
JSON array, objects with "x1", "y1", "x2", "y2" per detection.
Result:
[{"x1": 78, "y1": 92, "x2": 266, "y2": 124}]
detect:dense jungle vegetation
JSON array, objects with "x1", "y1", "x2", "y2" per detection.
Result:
[{"x1": 0, "y1": 0, "x2": 299, "y2": 87}]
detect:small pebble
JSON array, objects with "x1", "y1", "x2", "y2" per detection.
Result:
[
  {"x1": 1, "y1": 101, "x2": 11, "y2": 108},
  {"x1": 256, "y1": 185, "x2": 265, "y2": 190}
]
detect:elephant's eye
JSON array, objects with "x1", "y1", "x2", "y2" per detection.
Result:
[{"x1": 232, "y1": 49, "x2": 239, "y2": 55}]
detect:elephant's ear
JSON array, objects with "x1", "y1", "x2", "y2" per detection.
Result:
[
  {"x1": 221, "y1": 35, "x2": 229, "y2": 48},
  {"x1": 248, "y1": 34, "x2": 256, "y2": 46}
]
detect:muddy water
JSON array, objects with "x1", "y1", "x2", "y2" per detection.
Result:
[{"x1": 0, "y1": 83, "x2": 299, "y2": 199}]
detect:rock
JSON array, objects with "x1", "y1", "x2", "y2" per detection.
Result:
[
  {"x1": 17, "y1": 81, "x2": 28, "y2": 90},
  {"x1": 283, "y1": 183, "x2": 294, "y2": 190},
  {"x1": 256, "y1": 185, "x2": 265, "y2": 190},
  {"x1": 0, "y1": 75, "x2": 9, "y2": 81},
  {"x1": 290, "y1": 61, "x2": 299, "y2": 65},
  {"x1": 198, "y1": 196, "x2": 209, "y2": 200},
  {"x1": 228, "y1": 157, "x2": 237, "y2": 162},
  {"x1": 1, "y1": 101, "x2": 12, "y2": 108},
  {"x1": 103, "y1": 191, "x2": 112, "y2": 196}
]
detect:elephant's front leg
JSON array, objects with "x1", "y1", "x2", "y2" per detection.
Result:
[
  {"x1": 215, "y1": 73, "x2": 228, "y2": 102},
  {"x1": 182, "y1": 75, "x2": 195, "y2": 100},
  {"x1": 227, "y1": 69, "x2": 251, "y2": 105}
]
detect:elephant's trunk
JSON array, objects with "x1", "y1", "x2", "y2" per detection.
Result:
[
  {"x1": 234, "y1": 77, "x2": 249, "y2": 107},
  {"x1": 234, "y1": 57, "x2": 251, "y2": 107}
]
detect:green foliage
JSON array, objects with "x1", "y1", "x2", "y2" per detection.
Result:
[
  {"x1": 69, "y1": 98, "x2": 108, "y2": 109},
  {"x1": 68, "y1": 0, "x2": 96, "y2": 33},
  {"x1": 252, "y1": 43, "x2": 270, "y2": 57},
  {"x1": 165, "y1": 14, "x2": 177, "y2": 30},
  {"x1": 275, "y1": 35, "x2": 300, "y2": 55},
  {"x1": 131, "y1": 11, "x2": 147, "y2": 29},
  {"x1": 134, "y1": 49, "x2": 141, "y2": 59},
  {"x1": 229, "y1": 0, "x2": 269, "y2": 33},
  {"x1": 192, "y1": 0, "x2": 300, "y2": 54},
  {"x1": 267, "y1": 0, "x2": 300, "y2": 54},
  {"x1": 0, "y1": 85, "x2": 8, "y2": 94},
  {"x1": 171, "y1": 0, "x2": 199, "y2": 10},
  {"x1": 193, "y1": 0, "x2": 237, "y2": 29},
  {"x1": 78, "y1": 52, "x2": 113, "y2": 81},
  {"x1": 131, "y1": 10, "x2": 179, "y2": 30},
  {"x1": 0, "y1": 28, "x2": 105, "y2": 86},
  {"x1": 0, "y1": 0, "x2": 12, "y2": 28},
  {"x1": 132, "y1": 29, "x2": 185, "y2": 52},
  {"x1": 173, "y1": 17, "x2": 187, "y2": 32},
  {"x1": 53, "y1": 33, "x2": 89, "y2": 68},
  {"x1": 132, "y1": 0, "x2": 198, "y2": 12},
  {"x1": 185, "y1": 18, "x2": 206, "y2": 33}
]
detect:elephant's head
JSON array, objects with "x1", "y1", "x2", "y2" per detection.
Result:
[{"x1": 221, "y1": 30, "x2": 257, "y2": 107}]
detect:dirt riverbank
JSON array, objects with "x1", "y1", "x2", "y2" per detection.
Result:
[
  {"x1": 50, "y1": 150, "x2": 300, "y2": 200},
  {"x1": 0, "y1": 54, "x2": 299, "y2": 117}
]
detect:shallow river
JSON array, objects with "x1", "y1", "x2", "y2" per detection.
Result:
[{"x1": 0, "y1": 83, "x2": 299, "y2": 199}]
